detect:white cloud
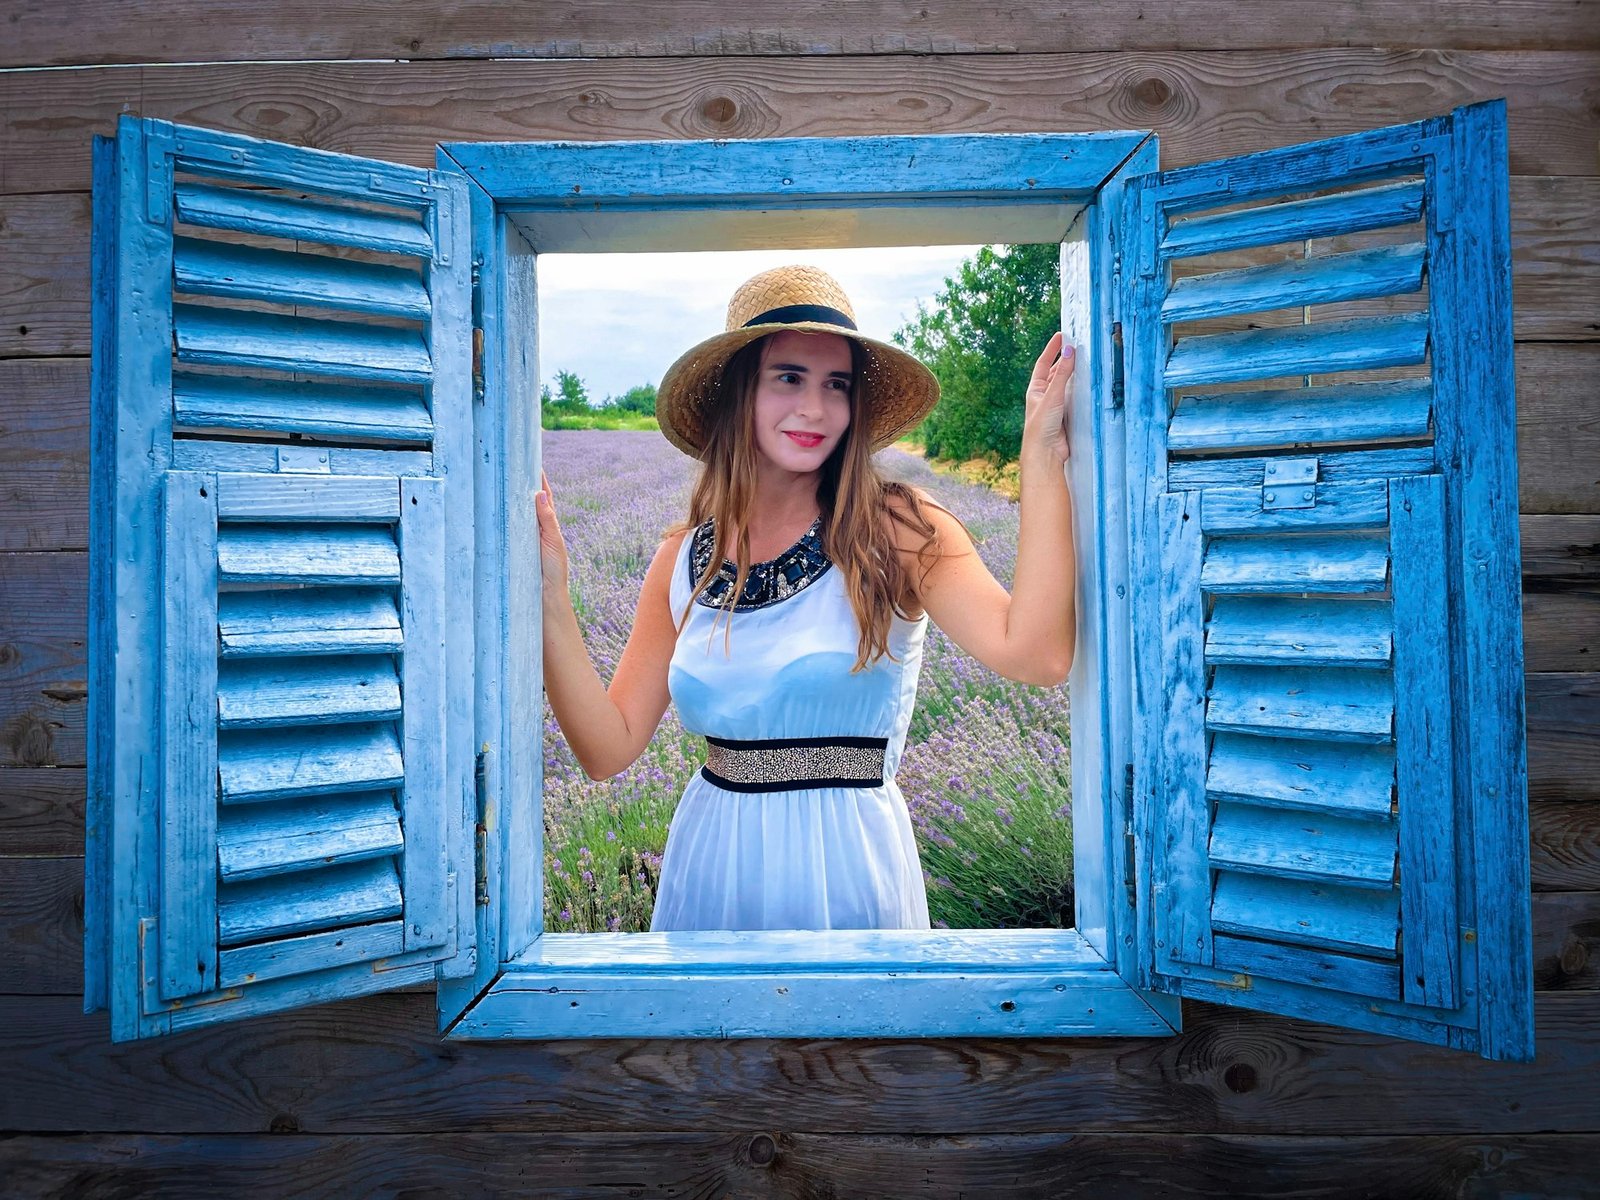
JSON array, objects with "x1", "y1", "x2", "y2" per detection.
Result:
[{"x1": 536, "y1": 246, "x2": 980, "y2": 400}]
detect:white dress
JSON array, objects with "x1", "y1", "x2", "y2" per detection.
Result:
[{"x1": 649, "y1": 517, "x2": 932, "y2": 932}]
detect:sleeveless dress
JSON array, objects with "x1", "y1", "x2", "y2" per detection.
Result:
[{"x1": 648, "y1": 517, "x2": 933, "y2": 932}]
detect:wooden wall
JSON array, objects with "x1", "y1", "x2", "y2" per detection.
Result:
[{"x1": 2, "y1": 4, "x2": 1596, "y2": 1194}]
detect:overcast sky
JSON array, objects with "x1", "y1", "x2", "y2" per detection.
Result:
[{"x1": 535, "y1": 246, "x2": 982, "y2": 401}]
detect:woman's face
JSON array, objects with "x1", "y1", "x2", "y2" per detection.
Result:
[{"x1": 749, "y1": 330, "x2": 854, "y2": 477}]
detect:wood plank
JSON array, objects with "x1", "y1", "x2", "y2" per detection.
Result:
[
  {"x1": 2, "y1": 1131, "x2": 1599, "y2": 1199},
  {"x1": 1527, "y1": 674, "x2": 1600, "y2": 805},
  {"x1": 1522, "y1": 515, "x2": 1600, "y2": 592},
  {"x1": 7, "y1": 851, "x2": 1597, "y2": 997},
  {"x1": 0, "y1": 192, "x2": 88, "y2": 355},
  {"x1": 1523, "y1": 592, "x2": 1598, "y2": 673},
  {"x1": 1531, "y1": 802, "x2": 1600, "y2": 893},
  {"x1": 8, "y1": 0, "x2": 1600, "y2": 67},
  {"x1": 0, "y1": 767, "x2": 84, "y2": 856},
  {"x1": 1533, "y1": 891, "x2": 1600, "y2": 991},
  {"x1": 3, "y1": 53, "x2": 1599, "y2": 197},
  {"x1": 2, "y1": 990, "x2": 1598, "y2": 1132},
  {"x1": 8, "y1": 178, "x2": 1588, "y2": 359},
  {"x1": 1516, "y1": 344, "x2": 1600, "y2": 515},
  {"x1": 2, "y1": 553, "x2": 1591, "y2": 785},
  {"x1": 1513, "y1": 176, "x2": 1600, "y2": 341},
  {"x1": 0, "y1": 552, "x2": 86, "y2": 768},
  {"x1": 0, "y1": 359, "x2": 89, "y2": 552}
]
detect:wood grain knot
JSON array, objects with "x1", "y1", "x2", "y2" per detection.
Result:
[
  {"x1": 1558, "y1": 933, "x2": 1589, "y2": 977},
  {"x1": 1133, "y1": 76, "x2": 1174, "y2": 107},
  {"x1": 747, "y1": 1133, "x2": 778, "y2": 1167},
  {"x1": 701, "y1": 95, "x2": 738, "y2": 125},
  {"x1": 268, "y1": 1112, "x2": 301, "y2": 1134},
  {"x1": 1223, "y1": 1062, "x2": 1258, "y2": 1094}
]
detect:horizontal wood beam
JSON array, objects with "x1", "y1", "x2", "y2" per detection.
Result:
[
  {"x1": 1, "y1": 991, "x2": 1597, "y2": 1133},
  {"x1": 7, "y1": 2, "x2": 1600, "y2": 68},
  {"x1": 2, "y1": 52, "x2": 1598, "y2": 197},
  {"x1": 7, "y1": 852, "x2": 1596, "y2": 994},
  {"x1": 7, "y1": 179, "x2": 1592, "y2": 359},
  {"x1": 2, "y1": 1130, "x2": 1599, "y2": 1197}
]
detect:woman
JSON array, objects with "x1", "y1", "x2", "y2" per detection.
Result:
[{"x1": 537, "y1": 264, "x2": 1076, "y2": 932}]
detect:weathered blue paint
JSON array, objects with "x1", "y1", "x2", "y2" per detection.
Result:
[
  {"x1": 1169, "y1": 379, "x2": 1433, "y2": 454},
  {"x1": 1124, "y1": 100, "x2": 1532, "y2": 1061},
  {"x1": 462, "y1": 930, "x2": 1175, "y2": 1040},
  {"x1": 1162, "y1": 241, "x2": 1425, "y2": 322},
  {"x1": 1162, "y1": 179, "x2": 1426, "y2": 256},
  {"x1": 1390, "y1": 473, "x2": 1460, "y2": 1009},
  {"x1": 87, "y1": 116, "x2": 476, "y2": 1042},
  {"x1": 89, "y1": 111, "x2": 1527, "y2": 1058},
  {"x1": 444, "y1": 132, "x2": 1148, "y2": 206}
]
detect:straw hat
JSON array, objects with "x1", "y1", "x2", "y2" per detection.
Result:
[{"x1": 656, "y1": 265, "x2": 940, "y2": 458}]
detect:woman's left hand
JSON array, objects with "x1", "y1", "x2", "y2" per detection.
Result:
[{"x1": 1024, "y1": 331, "x2": 1075, "y2": 465}]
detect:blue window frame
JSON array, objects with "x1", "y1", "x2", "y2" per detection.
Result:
[{"x1": 86, "y1": 103, "x2": 1534, "y2": 1059}]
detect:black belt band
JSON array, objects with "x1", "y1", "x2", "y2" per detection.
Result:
[{"x1": 701, "y1": 734, "x2": 888, "y2": 793}]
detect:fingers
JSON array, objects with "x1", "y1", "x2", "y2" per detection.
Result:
[{"x1": 1028, "y1": 330, "x2": 1065, "y2": 386}]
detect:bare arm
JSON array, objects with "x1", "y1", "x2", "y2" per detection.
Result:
[
  {"x1": 536, "y1": 475, "x2": 682, "y2": 780},
  {"x1": 908, "y1": 334, "x2": 1077, "y2": 687}
]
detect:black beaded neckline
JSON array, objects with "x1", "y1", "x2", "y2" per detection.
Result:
[{"x1": 688, "y1": 516, "x2": 833, "y2": 611}]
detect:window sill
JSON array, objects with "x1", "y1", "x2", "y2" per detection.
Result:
[{"x1": 445, "y1": 929, "x2": 1180, "y2": 1039}]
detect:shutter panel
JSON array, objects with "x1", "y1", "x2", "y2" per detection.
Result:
[
  {"x1": 1124, "y1": 101, "x2": 1532, "y2": 1059},
  {"x1": 86, "y1": 117, "x2": 475, "y2": 1041}
]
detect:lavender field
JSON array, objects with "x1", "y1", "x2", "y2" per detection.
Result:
[{"x1": 540, "y1": 430, "x2": 1073, "y2": 933}]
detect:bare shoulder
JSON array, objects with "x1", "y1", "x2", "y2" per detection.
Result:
[
  {"x1": 883, "y1": 484, "x2": 973, "y2": 557},
  {"x1": 639, "y1": 527, "x2": 693, "y2": 599}
]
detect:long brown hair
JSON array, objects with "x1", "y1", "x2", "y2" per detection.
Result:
[{"x1": 676, "y1": 334, "x2": 943, "y2": 671}]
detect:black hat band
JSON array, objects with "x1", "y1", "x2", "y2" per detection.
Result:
[{"x1": 742, "y1": 303, "x2": 857, "y2": 331}]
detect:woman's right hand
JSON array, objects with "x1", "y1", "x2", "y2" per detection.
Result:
[{"x1": 536, "y1": 470, "x2": 571, "y2": 597}]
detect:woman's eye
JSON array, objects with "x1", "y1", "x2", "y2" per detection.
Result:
[{"x1": 776, "y1": 372, "x2": 801, "y2": 385}]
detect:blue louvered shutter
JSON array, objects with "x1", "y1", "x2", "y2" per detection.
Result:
[
  {"x1": 1123, "y1": 101, "x2": 1533, "y2": 1060},
  {"x1": 86, "y1": 117, "x2": 476, "y2": 1041}
]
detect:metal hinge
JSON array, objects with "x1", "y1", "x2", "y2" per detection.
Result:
[
  {"x1": 1110, "y1": 321, "x2": 1125, "y2": 409},
  {"x1": 1123, "y1": 762, "x2": 1137, "y2": 910},
  {"x1": 1262, "y1": 456, "x2": 1318, "y2": 510},
  {"x1": 276, "y1": 445, "x2": 332, "y2": 474},
  {"x1": 473, "y1": 747, "x2": 491, "y2": 907}
]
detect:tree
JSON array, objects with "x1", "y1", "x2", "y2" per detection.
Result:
[
  {"x1": 893, "y1": 244, "x2": 1060, "y2": 463},
  {"x1": 611, "y1": 383, "x2": 657, "y2": 415},
  {"x1": 548, "y1": 369, "x2": 592, "y2": 414}
]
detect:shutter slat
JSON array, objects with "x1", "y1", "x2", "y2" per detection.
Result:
[
  {"x1": 1170, "y1": 446, "x2": 1434, "y2": 490},
  {"x1": 1208, "y1": 666, "x2": 1394, "y2": 743},
  {"x1": 1206, "y1": 733, "x2": 1395, "y2": 820},
  {"x1": 1209, "y1": 802, "x2": 1397, "y2": 888},
  {"x1": 217, "y1": 656, "x2": 401, "y2": 728},
  {"x1": 218, "y1": 588, "x2": 402, "y2": 658},
  {"x1": 1206, "y1": 596, "x2": 1392, "y2": 667},
  {"x1": 175, "y1": 181, "x2": 433, "y2": 256},
  {"x1": 173, "y1": 373, "x2": 432, "y2": 443},
  {"x1": 1201, "y1": 532, "x2": 1389, "y2": 594},
  {"x1": 217, "y1": 474, "x2": 398, "y2": 522},
  {"x1": 173, "y1": 303, "x2": 432, "y2": 384},
  {"x1": 1211, "y1": 871, "x2": 1400, "y2": 958},
  {"x1": 1164, "y1": 243, "x2": 1425, "y2": 323},
  {"x1": 218, "y1": 857, "x2": 402, "y2": 947},
  {"x1": 1169, "y1": 379, "x2": 1432, "y2": 453},
  {"x1": 1165, "y1": 312, "x2": 1429, "y2": 389},
  {"x1": 218, "y1": 526, "x2": 399, "y2": 585},
  {"x1": 1198, "y1": 480, "x2": 1389, "y2": 536},
  {"x1": 219, "y1": 723, "x2": 404, "y2": 803},
  {"x1": 217, "y1": 920, "x2": 407, "y2": 989},
  {"x1": 174, "y1": 237, "x2": 431, "y2": 319},
  {"x1": 1212, "y1": 934, "x2": 1401, "y2": 998},
  {"x1": 1162, "y1": 179, "x2": 1425, "y2": 257},
  {"x1": 217, "y1": 791, "x2": 402, "y2": 882}
]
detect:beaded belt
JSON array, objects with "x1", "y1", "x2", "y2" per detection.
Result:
[{"x1": 701, "y1": 734, "x2": 890, "y2": 793}]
